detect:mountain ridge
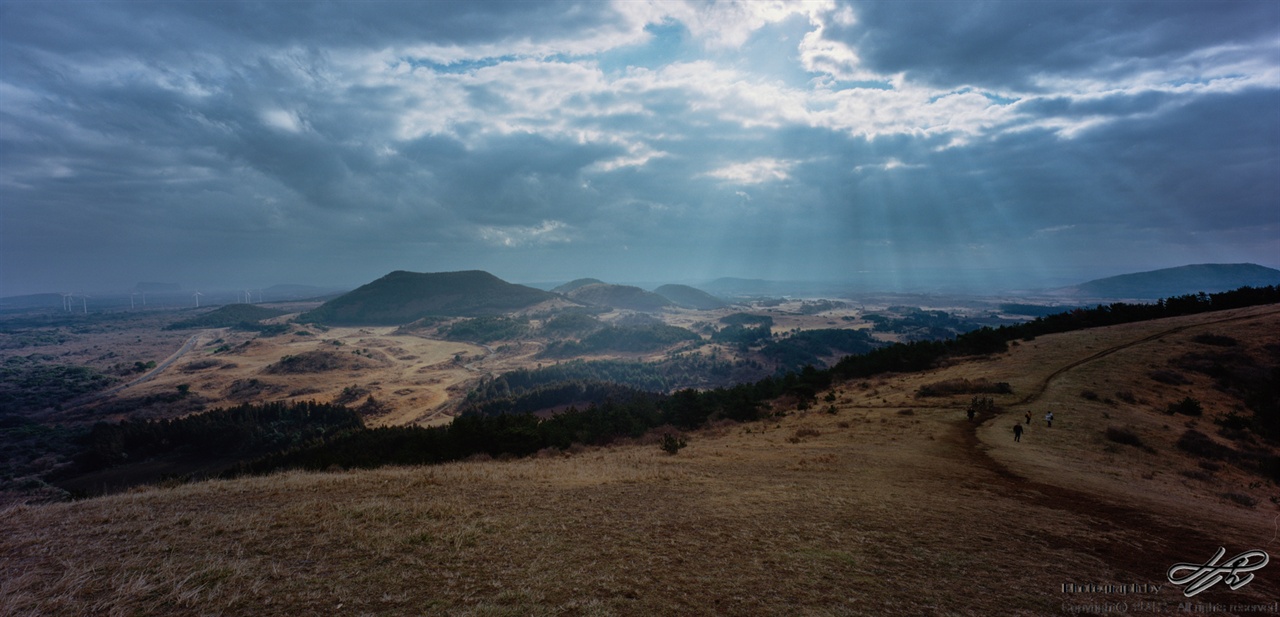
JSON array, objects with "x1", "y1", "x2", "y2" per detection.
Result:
[{"x1": 1059, "y1": 263, "x2": 1280, "y2": 299}]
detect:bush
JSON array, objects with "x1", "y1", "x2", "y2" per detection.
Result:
[
  {"x1": 1220, "y1": 492, "x2": 1258, "y2": 508},
  {"x1": 916, "y1": 378, "x2": 1012, "y2": 398},
  {"x1": 659, "y1": 433, "x2": 687, "y2": 455},
  {"x1": 1104, "y1": 427, "x2": 1144, "y2": 448},
  {"x1": 1192, "y1": 334, "x2": 1238, "y2": 347},
  {"x1": 1175, "y1": 429, "x2": 1232, "y2": 460},
  {"x1": 1165, "y1": 396, "x2": 1204, "y2": 416}
]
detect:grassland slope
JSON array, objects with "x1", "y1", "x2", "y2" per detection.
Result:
[
  {"x1": 3, "y1": 305, "x2": 1278, "y2": 616},
  {"x1": 653, "y1": 284, "x2": 729, "y2": 310},
  {"x1": 301, "y1": 270, "x2": 556, "y2": 325},
  {"x1": 1066, "y1": 262, "x2": 1280, "y2": 299},
  {"x1": 565, "y1": 283, "x2": 672, "y2": 312}
]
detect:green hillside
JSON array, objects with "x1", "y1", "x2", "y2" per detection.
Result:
[
  {"x1": 551, "y1": 278, "x2": 606, "y2": 294},
  {"x1": 653, "y1": 284, "x2": 728, "y2": 310},
  {"x1": 1070, "y1": 263, "x2": 1280, "y2": 299},
  {"x1": 301, "y1": 270, "x2": 555, "y2": 325},
  {"x1": 566, "y1": 283, "x2": 672, "y2": 312}
]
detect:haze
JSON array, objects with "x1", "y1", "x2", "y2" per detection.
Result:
[{"x1": 2, "y1": 1, "x2": 1278, "y2": 297}]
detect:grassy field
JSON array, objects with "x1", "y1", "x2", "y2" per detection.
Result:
[{"x1": 2, "y1": 305, "x2": 1277, "y2": 616}]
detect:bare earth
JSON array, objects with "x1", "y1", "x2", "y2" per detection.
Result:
[{"x1": 2, "y1": 305, "x2": 1278, "y2": 615}]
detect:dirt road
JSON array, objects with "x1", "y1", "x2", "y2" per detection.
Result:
[{"x1": 64, "y1": 331, "x2": 209, "y2": 408}]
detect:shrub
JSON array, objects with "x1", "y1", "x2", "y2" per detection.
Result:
[
  {"x1": 1081, "y1": 389, "x2": 1100, "y2": 401},
  {"x1": 659, "y1": 433, "x2": 687, "y2": 455},
  {"x1": 1192, "y1": 334, "x2": 1238, "y2": 347},
  {"x1": 1175, "y1": 429, "x2": 1232, "y2": 460},
  {"x1": 1165, "y1": 396, "x2": 1204, "y2": 416},
  {"x1": 916, "y1": 378, "x2": 1012, "y2": 397},
  {"x1": 1104, "y1": 427, "x2": 1144, "y2": 448},
  {"x1": 1220, "y1": 492, "x2": 1258, "y2": 508}
]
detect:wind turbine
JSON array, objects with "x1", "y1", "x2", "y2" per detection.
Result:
[
  {"x1": 61, "y1": 292, "x2": 72, "y2": 312},
  {"x1": 130, "y1": 292, "x2": 138, "y2": 309},
  {"x1": 193, "y1": 291, "x2": 203, "y2": 308},
  {"x1": 80, "y1": 295, "x2": 90, "y2": 314}
]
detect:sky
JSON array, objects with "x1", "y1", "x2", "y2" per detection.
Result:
[{"x1": 2, "y1": 0, "x2": 1278, "y2": 296}]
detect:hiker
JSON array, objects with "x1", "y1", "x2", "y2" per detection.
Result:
[
  {"x1": 1045, "y1": 411, "x2": 1054, "y2": 428},
  {"x1": 967, "y1": 407, "x2": 975, "y2": 422},
  {"x1": 1024, "y1": 411, "x2": 1031, "y2": 425},
  {"x1": 1013, "y1": 424, "x2": 1023, "y2": 442}
]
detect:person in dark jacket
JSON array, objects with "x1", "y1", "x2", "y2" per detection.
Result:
[{"x1": 1013, "y1": 424, "x2": 1024, "y2": 442}]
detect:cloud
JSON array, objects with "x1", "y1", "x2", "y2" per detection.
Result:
[
  {"x1": 704, "y1": 158, "x2": 795, "y2": 184},
  {"x1": 1, "y1": 1, "x2": 1276, "y2": 295},
  {"x1": 478, "y1": 220, "x2": 574, "y2": 247}
]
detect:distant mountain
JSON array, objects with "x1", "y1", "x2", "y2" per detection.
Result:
[
  {"x1": 301, "y1": 270, "x2": 556, "y2": 325},
  {"x1": 565, "y1": 283, "x2": 673, "y2": 312},
  {"x1": 552, "y1": 278, "x2": 607, "y2": 294},
  {"x1": 653, "y1": 284, "x2": 729, "y2": 310},
  {"x1": 1064, "y1": 263, "x2": 1280, "y2": 299}
]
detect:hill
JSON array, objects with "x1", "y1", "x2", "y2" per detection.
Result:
[
  {"x1": 4, "y1": 304, "x2": 1278, "y2": 615},
  {"x1": 299, "y1": 270, "x2": 556, "y2": 325},
  {"x1": 551, "y1": 278, "x2": 607, "y2": 294},
  {"x1": 653, "y1": 284, "x2": 729, "y2": 310},
  {"x1": 164, "y1": 304, "x2": 287, "y2": 330},
  {"x1": 565, "y1": 283, "x2": 673, "y2": 311},
  {"x1": 1064, "y1": 263, "x2": 1280, "y2": 299}
]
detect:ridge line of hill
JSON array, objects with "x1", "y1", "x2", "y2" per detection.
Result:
[
  {"x1": 1012, "y1": 309, "x2": 1276, "y2": 406},
  {"x1": 960, "y1": 307, "x2": 1280, "y2": 598}
]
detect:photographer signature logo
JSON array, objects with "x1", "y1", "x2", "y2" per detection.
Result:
[{"x1": 1167, "y1": 547, "x2": 1269, "y2": 597}]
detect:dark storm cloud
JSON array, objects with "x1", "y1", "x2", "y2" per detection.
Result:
[
  {"x1": 0, "y1": 1, "x2": 617, "y2": 55},
  {"x1": 1, "y1": 1, "x2": 1276, "y2": 296},
  {"x1": 831, "y1": 0, "x2": 1280, "y2": 91}
]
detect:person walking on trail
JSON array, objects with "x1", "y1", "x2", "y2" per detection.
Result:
[
  {"x1": 1013, "y1": 424, "x2": 1024, "y2": 442},
  {"x1": 1025, "y1": 411, "x2": 1031, "y2": 425},
  {"x1": 967, "y1": 407, "x2": 976, "y2": 422},
  {"x1": 1045, "y1": 411, "x2": 1054, "y2": 428}
]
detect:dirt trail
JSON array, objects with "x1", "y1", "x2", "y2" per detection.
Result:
[
  {"x1": 1012, "y1": 311, "x2": 1267, "y2": 406},
  {"x1": 959, "y1": 309, "x2": 1280, "y2": 598}
]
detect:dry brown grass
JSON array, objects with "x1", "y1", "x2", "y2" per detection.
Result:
[{"x1": 3, "y1": 305, "x2": 1279, "y2": 616}]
